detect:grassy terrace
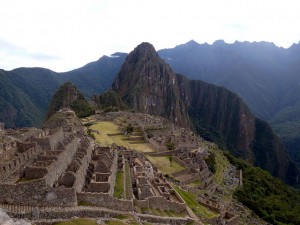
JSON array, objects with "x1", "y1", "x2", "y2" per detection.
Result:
[
  {"x1": 145, "y1": 155, "x2": 186, "y2": 176},
  {"x1": 186, "y1": 179, "x2": 203, "y2": 188},
  {"x1": 114, "y1": 171, "x2": 124, "y2": 199},
  {"x1": 124, "y1": 161, "x2": 132, "y2": 199},
  {"x1": 139, "y1": 208, "x2": 188, "y2": 217},
  {"x1": 212, "y1": 148, "x2": 230, "y2": 185},
  {"x1": 54, "y1": 218, "x2": 139, "y2": 225},
  {"x1": 91, "y1": 121, "x2": 155, "y2": 153},
  {"x1": 172, "y1": 185, "x2": 218, "y2": 219},
  {"x1": 54, "y1": 218, "x2": 98, "y2": 225}
]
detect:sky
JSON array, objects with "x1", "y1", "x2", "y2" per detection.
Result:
[{"x1": 0, "y1": 0, "x2": 299, "y2": 72}]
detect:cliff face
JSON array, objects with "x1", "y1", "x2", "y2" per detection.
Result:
[
  {"x1": 176, "y1": 75, "x2": 256, "y2": 160},
  {"x1": 112, "y1": 42, "x2": 298, "y2": 185},
  {"x1": 112, "y1": 43, "x2": 191, "y2": 128},
  {"x1": 46, "y1": 82, "x2": 93, "y2": 119}
]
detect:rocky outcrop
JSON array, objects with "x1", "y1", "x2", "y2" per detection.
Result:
[
  {"x1": 46, "y1": 82, "x2": 93, "y2": 119},
  {"x1": 112, "y1": 43, "x2": 191, "y2": 128},
  {"x1": 112, "y1": 42, "x2": 298, "y2": 185},
  {"x1": 92, "y1": 90, "x2": 128, "y2": 111}
]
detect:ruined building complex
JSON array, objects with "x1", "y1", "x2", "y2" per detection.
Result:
[{"x1": 0, "y1": 109, "x2": 252, "y2": 225}]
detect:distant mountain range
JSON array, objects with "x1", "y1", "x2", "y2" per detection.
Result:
[
  {"x1": 1, "y1": 40, "x2": 300, "y2": 177},
  {"x1": 0, "y1": 53, "x2": 126, "y2": 127},
  {"x1": 158, "y1": 40, "x2": 300, "y2": 169}
]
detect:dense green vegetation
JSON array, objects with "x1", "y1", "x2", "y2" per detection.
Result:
[
  {"x1": 172, "y1": 185, "x2": 218, "y2": 219},
  {"x1": 271, "y1": 110, "x2": 300, "y2": 170},
  {"x1": 92, "y1": 90, "x2": 128, "y2": 112},
  {"x1": 252, "y1": 119, "x2": 298, "y2": 185},
  {"x1": 0, "y1": 53, "x2": 126, "y2": 128},
  {"x1": 165, "y1": 141, "x2": 175, "y2": 150},
  {"x1": 70, "y1": 99, "x2": 94, "y2": 118},
  {"x1": 204, "y1": 152, "x2": 216, "y2": 173},
  {"x1": 46, "y1": 82, "x2": 94, "y2": 120},
  {"x1": 224, "y1": 152, "x2": 300, "y2": 225}
]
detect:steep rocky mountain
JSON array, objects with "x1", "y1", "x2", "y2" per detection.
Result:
[
  {"x1": 112, "y1": 42, "x2": 298, "y2": 185},
  {"x1": 46, "y1": 82, "x2": 94, "y2": 119},
  {"x1": 158, "y1": 40, "x2": 288, "y2": 119},
  {"x1": 112, "y1": 43, "x2": 191, "y2": 128},
  {"x1": 1, "y1": 40, "x2": 300, "y2": 174},
  {"x1": 158, "y1": 40, "x2": 300, "y2": 168},
  {"x1": 0, "y1": 53, "x2": 126, "y2": 128}
]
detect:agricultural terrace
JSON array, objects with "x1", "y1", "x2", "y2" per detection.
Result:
[{"x1": 90, "y1": 121, "x2": 155, "y2": 153}]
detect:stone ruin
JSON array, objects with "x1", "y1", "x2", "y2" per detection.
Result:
[
  {"x1": 148, "y1": 126, "x2": 201, "y2": 152},
  {"x1": 119, "y1": 147, "x2": 187, "y2": 212},
  {"x1": 83, "y1": 146, "x2": 117, "y2": 195},
  {"x1": 0, "y1": 111, "x2": 250, "y2": 224}
]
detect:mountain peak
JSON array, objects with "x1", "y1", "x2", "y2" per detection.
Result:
[
  {"x1": 112, "y1": 42, "x2": 191, "y2": 128},
  {"x1": 46, "y1": 82, "x2": 93, "y2": 120},
  {"x1": 213, "y1": 39, "x2": 226, "y2": 46},
  {"x1": 122, "y1": 42, "x2": 158, "y2": 65},
  {"x1": 185, "y1": 39, "x2": 199, "y2": 46},
  {"x1": 133, "y1": 42, "x2": 156, "y2": 55}
]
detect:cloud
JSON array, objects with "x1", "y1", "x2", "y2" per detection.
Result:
[
  {"x1": 0, "y1": 38, "x2": 60, "y2": 61},
  {"x1": 0, "y1": 0, "x2": 300, "y2": 71}
]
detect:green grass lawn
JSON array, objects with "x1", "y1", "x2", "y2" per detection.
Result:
[
  {"x1": 139, "y1": 208, "x2": 187, "y2": 217},
  {"x1": 145, "y1": 155, "x2": 185, "y2": 176},
  {"x1": 91, "y1": 121, "x2": 155, "y2": 152},
  {"x1": 106, "y1": 220, "x2": 136, "y2": 225},
  {"x1": 186, "y1": 179, "x2": 203, "y2": 188},
  {"x1": 124, "y1": 161, "x2": 132, "y2": 199},
  {"x1": 54, "y1": 218, "x2": 98, "y2": 225},
  {"x1": 172, "y1": 185, "x2": 218, "y2": 219},
  {"x1": 114, "y1": 171, "x2": 124, "y2": 199}
]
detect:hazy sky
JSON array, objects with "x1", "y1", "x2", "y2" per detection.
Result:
[{"x1": 0, "y1": 0, "x2": 299, "y2": 72}]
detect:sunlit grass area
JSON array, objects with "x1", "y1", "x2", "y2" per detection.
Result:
[
  {"x1": 212, "y1": 149, "x2": 230, "y2": 184},
  {"x1": 172, "y1": 185, "x2": 218, "y2": 219},
  {"x1": 186, "y1": 179, "x2": 203, "y2": 188},
  {"x1": 54, "y1": 218, "x2": 98, "y2": 225},
  {"x1": 106, "y1": 220, "x2": 138, "y2": 225},
  {"x1": 146, "y1": 155, "x2": 185, "y2": 176},
  {"x1": 91, "y1": 121, "x2": 155, "y2": 152},
  {"x1": 114, "y1": 171, "x2": 124, "y2": 199},
  {"x1": 139, "y1": 208, "x2": 187, "y2": 217}
]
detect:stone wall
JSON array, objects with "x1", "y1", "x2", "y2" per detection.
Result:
[
  {"x1": 0, "y1": 145, "x2": 42, "y2": 181},
  {"x1": 180, "y1": 174, "x2": 200, "y2": 185},
  {"x1": 5, "y1": 206, "x2": 127, "y2": 221},
  {"x1": 73, "y1": 139, "x2": 94, "y2": 192},
  {"x1": 138, "y1": 213, "x2": 194, "y2": 225},
  {"x1": 172, "y1": 169, "x2": 189, "y2": 178},
  {"x1": 133, "y1": 199, "x2": 149, "y2": 208},
  {"x1": 34, "y1": 129, "x2": 64, "y2": 151},
  {"x1": 172, "y1": 156, "x2": 187, "y2": 168},
  {"x1": 108, "y1": 150, "x2": 118, "y2": 196},
  {"x1": 4, "y1": 204, "x2": 194, "y2": 225},
  {"x1": 148, "y1": 138, "x2": 167, "y2": 151},
  {"x1": 77, "y1": 192, "x2": 133, "y2": 211},
  {"x1": 44, "y1": 137, "x2": 80, "y2": 186},
  {"x1": 146, "y1": 149, "x2": 181, "y2": 157},
  {"x1": 0, "y1": 179, "x2": 77, "y2": 206},
  {"x1": 134, "y1": 196, "x2": 186, "y2": 213}
]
